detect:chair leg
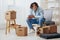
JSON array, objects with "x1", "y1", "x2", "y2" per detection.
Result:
[
  {"x1": 6, "y1": 25, "x2": 7, "y2": 34},
  {"x1": 8, "y1": 21, "x2": 10, "y2": 33},
  {"x1": 5, "y1": 21, "x2": 10, "y2": 34},
  {"x1": 14, "y1": 20, "x2": 16, "y2": 28},
  {"x1": 6, "y1": 20, "x2": 8, "y2": 34},
  {"x1": 14, "y1": 20, "x2": 16, "y2": 24}
]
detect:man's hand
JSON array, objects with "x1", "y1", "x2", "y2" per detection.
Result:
[{"x1": 28, "y1": 15, "x2": 35, "y2": 19}]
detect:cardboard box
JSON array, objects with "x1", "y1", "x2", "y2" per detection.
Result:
[
  {"x1": 37, "y1": 27, "x2": 49, "y2": 35},
  {"x1": 40, "y1": 27, "x2": 49, "y2": 34},
  {"x1": 5, "y1": 10, "x2": 16, "y2": 20},
  {"x1": 37, "y1": 25, "x2": 57, "y2": 36},
  {"x1": 42, "y1": 25, "x2": 57, "y2": 34},
  {"x1": 49, "y1": 25, "x2": 57, "y2": 34},
  {"x1": 16, "y1": 27, "x2": 27, "y2": 36}
]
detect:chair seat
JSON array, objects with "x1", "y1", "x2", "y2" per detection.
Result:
[
  {"x1": 32, "y1": 21, "x2": 55, "y2": 26},
  {"x1": 32, "y1": 24, "x2": 40, "y2": 27}
]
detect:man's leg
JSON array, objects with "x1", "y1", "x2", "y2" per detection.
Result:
[
  {"x1": 39, "y1": 18, "x2": 45, "y2": 27},
  {"x1": 26, "y1": 19, "x2": 33, "y2": 29},
  {"x1": 26, "y1": 19, "x2": 38, "y2": 29}
]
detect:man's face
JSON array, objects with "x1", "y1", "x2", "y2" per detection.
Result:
[{"x1": 32, "y1": 4, "x2": 37, "y2": 11}]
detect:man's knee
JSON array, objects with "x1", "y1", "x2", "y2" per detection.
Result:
[{"x1": 41, "y1": 18, "x2": 45, "y2": 22}]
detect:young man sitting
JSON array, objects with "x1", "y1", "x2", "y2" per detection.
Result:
[{"x1": 26, "y1": 2, "x2": 45, "y2": 33}]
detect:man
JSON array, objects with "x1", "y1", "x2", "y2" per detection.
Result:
[{"x1": 26, "y1": 2, "x2": 45, "y2": 33}]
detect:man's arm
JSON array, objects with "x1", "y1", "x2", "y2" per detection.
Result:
[
  {"x1": 27, "y1": 9, "x2": 35, "y2": 19},
  {"x1": 35, "y1": 8, "x2": 44, "y2": 19}
]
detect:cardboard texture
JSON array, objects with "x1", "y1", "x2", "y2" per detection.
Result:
[
  {"x1": 16, "y1": 27, "x2": 27, "y2": 36},
  {"x1": 49, "y1": 25, "x2": 57, "y2": 34},
  {"x1": 39, "y1": 27, "x2": 49, "y2": 34},
  {"x1": 5, "y1": 10, "x2": 16, "y2": 20}
]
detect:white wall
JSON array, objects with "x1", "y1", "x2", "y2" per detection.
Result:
[
  {"x1": 14, "y1": 0, "x2": 40, "y2": 26},
  {"x1": 0, "y1": 0, "x2": 40, "y2": 28},
  {"x1": 0, "y1": 0, "x2": 59, "y2": 29},
  {"x1": 0, "y1": 0, "x2": 8, "y2": 28}
]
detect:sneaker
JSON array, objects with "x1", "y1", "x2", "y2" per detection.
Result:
[{"x1": 29, "y1": 29, "x2": 35, "y2": 34}]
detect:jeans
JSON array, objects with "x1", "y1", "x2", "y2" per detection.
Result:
[{"x1": 26, "y1": 18, "x2": 45, "y2": 29}]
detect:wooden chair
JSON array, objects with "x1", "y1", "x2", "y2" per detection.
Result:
[{"x1": 5, "y1": 10, "x2": 16, "y2": 34}]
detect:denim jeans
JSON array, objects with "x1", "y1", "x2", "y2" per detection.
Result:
[{"x1": 26, "y1": 18, "x2": 45, "y2": 29}]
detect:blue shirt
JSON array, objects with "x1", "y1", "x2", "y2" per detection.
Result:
[{"x1": 30, "y1": 7, "x2": 44, "y2": 19}]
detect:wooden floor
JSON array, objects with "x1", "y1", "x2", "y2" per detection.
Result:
[{"x1": 0, "y1": 25, "x2": 60, "y2": 40}]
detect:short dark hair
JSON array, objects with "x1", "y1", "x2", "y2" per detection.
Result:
[{"x1": 30, "y1": 2, "x2": 39, "y2": 9}]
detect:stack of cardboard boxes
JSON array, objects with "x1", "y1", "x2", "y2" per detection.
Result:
[
  {"x1": 37, "y1": 25, "x2": 57, "y2": 36},
  {"x1": 10, "y1": 24, "x2": 28, "y2": 36}
]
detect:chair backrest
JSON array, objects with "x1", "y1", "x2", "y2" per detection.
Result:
[{"x1": 44, "y1": 9, "x2": 53, "y2": 21}]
